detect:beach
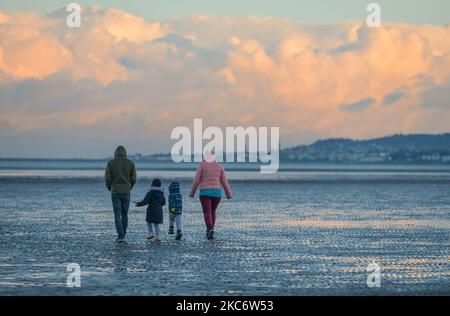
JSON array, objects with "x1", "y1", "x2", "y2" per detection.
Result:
[{"x1": 0, "y1": 162, "x2": 449, "y2": 295}]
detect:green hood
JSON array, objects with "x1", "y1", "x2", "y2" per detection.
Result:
[{"x1": 114, "y1": 146, "x2": 127, "y2": 159}]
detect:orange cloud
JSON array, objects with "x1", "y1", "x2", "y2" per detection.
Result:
[
  {"x1": 220, "y1": 23, "x2": 450, "y2": 140},
  {"x1": 94, "y1": 8, "x2": 169, "y2": 44},
  {"x1": 0, "y1": 24, "x2": 72, "y2": 79}
]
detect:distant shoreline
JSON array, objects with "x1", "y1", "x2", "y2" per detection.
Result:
[
  {"x1": 1, "y1": 159, "x2": 450, "y2": 175},
  {"x1": 0, "y1": 157, "x2": 449, "y2": 166}
]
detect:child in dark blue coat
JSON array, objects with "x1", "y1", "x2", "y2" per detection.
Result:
[
  {"x1": 135, "y1": 179, "x2": 166, "y2": 241},
  {"x1": 168, "y1": 182, "x2": 183, "y2": 240}
]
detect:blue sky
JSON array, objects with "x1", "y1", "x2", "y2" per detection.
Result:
[{"x1": 0, "y1": 0, "x2": 449, "y2": 25}]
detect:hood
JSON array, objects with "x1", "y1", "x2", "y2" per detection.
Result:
[
  {"x1": 169, "y1": 182, "x2": 180, "y2": 193},
  {"x1": 114, "y1": 146, "x2": 127, "y2": 159},
  {"x1": 150, "y1": 186, "x2": 163, "y2": 192}
]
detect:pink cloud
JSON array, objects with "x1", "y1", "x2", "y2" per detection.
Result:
[{"x1": 0, "y1": 23, "x2": 72, "y2": 79}]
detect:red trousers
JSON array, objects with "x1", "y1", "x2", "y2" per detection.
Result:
[{"x1": 200, "y1": 196, "x2": 221, "y2": 231}]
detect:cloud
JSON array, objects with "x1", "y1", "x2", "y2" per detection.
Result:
[
  {"x1": 341, "y1": 98, "x2": 375, "y2": 112},
  {"x1": 0, "y1": 7, "x2": 170, "y2": 84},
  {"x1": 0, "y1": 23, "x2": 72, "y2": 79},
  {"x1": 383, "y1": 91, "x2": 406, "y2": 105},
  {"x1": 420, "y1": 79, "x2": 450, "y2": 109},
  {"x1": 0, "y1": 7, "x2": 449, "y2": 157},
  {"x1": 90, "y1": 8, "x2": 169, "y2": 44}
]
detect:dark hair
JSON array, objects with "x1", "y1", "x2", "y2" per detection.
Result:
[{"x1": 151, "y1": 179, "x2": 161, "y2": 187}]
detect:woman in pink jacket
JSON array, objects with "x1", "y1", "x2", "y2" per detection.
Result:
[{"x1": 189, "y1": 152, "x2": 232, "y2": 240}]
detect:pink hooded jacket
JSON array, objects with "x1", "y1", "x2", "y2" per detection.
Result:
[{"x1": 189, "y1": 160, "x2": 232, "y2": 199}]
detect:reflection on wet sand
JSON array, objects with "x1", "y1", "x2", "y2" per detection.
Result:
[{"x1": 277, "y1": 219, "x2": 450, "y2": 229}]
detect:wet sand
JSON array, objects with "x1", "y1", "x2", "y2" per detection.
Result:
[{"x1": 0, "y1": 177, "x2": 449, "y2": 295}]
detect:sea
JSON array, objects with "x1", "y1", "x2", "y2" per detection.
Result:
[{"x1": 0, "y1": 159, "x2": 449, "y2": 295}]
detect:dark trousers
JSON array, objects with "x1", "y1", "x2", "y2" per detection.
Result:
[{"x1": 111, "y1": 193, "x2": 130, "y2": 239}]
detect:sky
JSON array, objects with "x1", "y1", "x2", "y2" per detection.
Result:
[
  {"x1": 1, "y1": 0, "x2": 450, "y2": 25},
  {"x1": 0, "y1": 1, "x2": 449, "y2": 158}
]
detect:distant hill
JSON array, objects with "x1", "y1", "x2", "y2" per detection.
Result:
[{"x1": 281, "y1": 133, "x2": 450, "y2": 164}]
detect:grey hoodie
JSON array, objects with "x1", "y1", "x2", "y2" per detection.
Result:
[{"x1": 105, "y1": 146, "x2": 137, "y2": 194}]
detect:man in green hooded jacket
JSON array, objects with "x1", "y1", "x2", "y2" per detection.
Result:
[{"x1": 105, "y1": 146, "x2": 137, "y2": 242}]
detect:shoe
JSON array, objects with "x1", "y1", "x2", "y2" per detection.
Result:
[
  {"x1": 147, "y1": 235, "x2": 155, "y2": 240},
  {"x1": 207, "y1": 230, "x2": 214, "y2": 240},
  {"x1": 175, "y1": 230, "x2": 183, "y2": 241},
  {"x1": 154, "y1": 236, "x2": 161, "y2": 242},
  {"x1": 116, "y1": 238, "x2": 125, "y2": 243},
  {"x1": 168, "y1": 226, "x2": 175, "y2": 235}
]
